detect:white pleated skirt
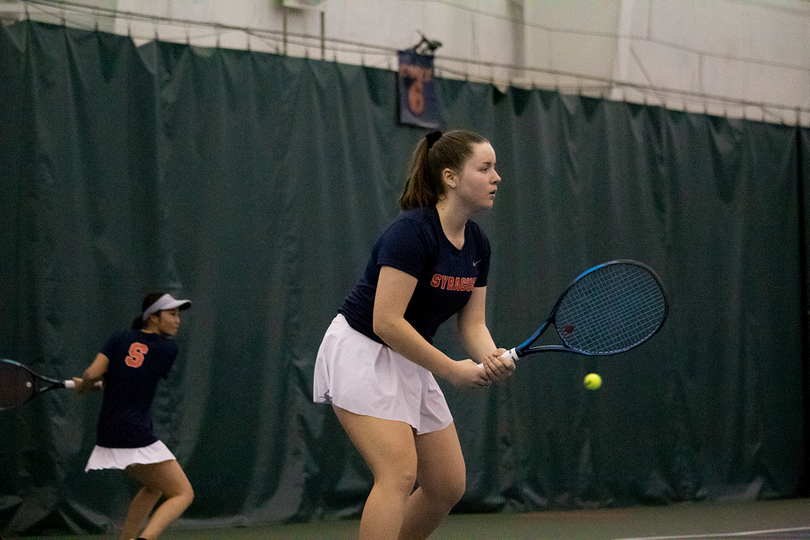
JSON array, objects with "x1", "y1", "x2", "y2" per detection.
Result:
[
  {"x1": 313, "y1": 314, "x2": 453, "y2": 435},
  {"x1": 85, "y1": 440, "x2": 176, "y2": 471}
]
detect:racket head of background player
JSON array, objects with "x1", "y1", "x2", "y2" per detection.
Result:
[
  {"x1": 0, "y1": 358, "x2": 67, "y2": 410},
  {"x1": 517, "y1": 260, "x2": 669, "y2": 357}
]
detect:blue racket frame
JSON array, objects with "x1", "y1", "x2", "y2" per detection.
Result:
[{"x1": 503, "y1": 259, "x2": 669, "y2": 360}]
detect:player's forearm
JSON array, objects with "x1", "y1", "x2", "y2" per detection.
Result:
[
  {"x1": 81, "y1": 367, "x2": 103, "y2": 383},
  {"x1": 374, "y1": 318, "x2": 458, "y2": 380},
  {"x1": 79, "y1": 353, "x2": 108, "y2": 390},
  {"x1": 459, "y1": 322, "x2": 498, "y2": 362}
]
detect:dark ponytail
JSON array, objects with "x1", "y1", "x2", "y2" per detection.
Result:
[
  {"x1": 131, "y1": 291, "x2": 166, "y2": 329},
  {"x1": 398, "y1": 130, "x2": 489, "y2": 210}
]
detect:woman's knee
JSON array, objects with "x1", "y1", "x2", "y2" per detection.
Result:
[
  {"x1": 423, "y1": 469, "x2": 465, "y2": 508},
  {"x1": 133, "y1": 461, "x2": 194, "y2": 504},
  {"x1": 166, "y1": 479, "x2": 194, "y2": 506},
  {"x1": 444, "y1": 474, "x2": 466, "y2": 506},
  {"x1": 185, "y1": 484, "x2": 195, "y2": 505},
  {"x1": 375, "y1": 460, "x2": 418, "y2": 496},
  {"x1": 176, "y1": 486, "x2": 194, "y2": 511},
  {"x1": 139, "y1": 485, "x2": 163, "y2": 502}
]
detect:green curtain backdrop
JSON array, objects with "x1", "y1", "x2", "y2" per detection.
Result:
[{"x1": 1, "y1": 20, "x2": 808, "y2": 536}]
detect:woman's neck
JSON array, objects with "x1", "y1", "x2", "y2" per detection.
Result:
[{"x1": 436, "y1": 200, "x2": 469, "y2": 249}]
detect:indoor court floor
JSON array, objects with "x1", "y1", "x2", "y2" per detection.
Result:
[{"x1": 9, "y1": 497, "x2": 810, "y2": 540}]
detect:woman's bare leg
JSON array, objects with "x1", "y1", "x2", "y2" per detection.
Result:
[
  {"x1": 333, "y1": 405, "x2": 418, "y2": 540},
  {"x1": 118, "y1": 486, "x2": 162, "y2": 540},
  {"x1": 398, "y1": 423, "x2": 466, "y2": 540},
  {"x1": 123, "y1": 460, "x2": 194, "y2": 540}
]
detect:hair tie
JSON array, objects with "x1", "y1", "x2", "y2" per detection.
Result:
[{"x1": 425, "y1": 130, "x2": 442, "y2": 150}]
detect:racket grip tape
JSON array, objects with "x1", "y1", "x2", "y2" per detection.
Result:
[
  {"x1": 477, "y1": 348, "x2": 518, "y2": 369},
  {"x1": 64, "y1": 380, "x2": 103, "y2": 390}
]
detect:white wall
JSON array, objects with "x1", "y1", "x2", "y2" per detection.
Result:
[
  {"x1": 5, "y1": 0, "x2": 810, "y2": 125},
  {"x1": 614, "y1": 0, "x2": 810, "y2": 123}
]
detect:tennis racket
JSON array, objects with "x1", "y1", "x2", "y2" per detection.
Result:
[
  {"x1": 499, "y1": 259, "x2": 668, "y2": 362},
  {"x1": 0, "y1": 358, "x2": 99, "y2": 410}
]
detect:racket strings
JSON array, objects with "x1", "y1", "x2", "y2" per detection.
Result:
[
  {"x1": 555, "y1": 264, "x2": 667, "y2": 354},
  {"x1": 0, "y1": 360, "x2": 37, "y2": 410}
]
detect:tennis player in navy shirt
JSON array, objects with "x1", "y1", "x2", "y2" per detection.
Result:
[
  {"x1": 314, "y1": 130, "x2": 515, "y2": 539},
  {"x1": 75, "y1": 292, "x2": 193, "y2": 540}
]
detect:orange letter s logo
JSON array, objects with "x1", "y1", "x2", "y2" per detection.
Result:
[{"x1": 125, "y1": 342, "x2": 149, "y2": 368}]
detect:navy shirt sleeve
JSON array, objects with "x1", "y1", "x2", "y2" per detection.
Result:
[{"x1": 376, "y1": 217, "x2": 435, "y2": 280}]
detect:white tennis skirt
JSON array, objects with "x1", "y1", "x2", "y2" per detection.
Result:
[
  {"x1": 313, "y1": 314, "x2": 453, "y2": 435},
  {"x1": 85, "y1": 440, "x2": 176, "y2": 471}
]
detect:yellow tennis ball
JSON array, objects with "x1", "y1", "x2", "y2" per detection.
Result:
[{"x1": 584, "y1": 373, "x2": 602, "y2": 390}]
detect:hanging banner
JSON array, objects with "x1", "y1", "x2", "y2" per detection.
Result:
[{"x1": 397, "y1": 50, "x2": 439, "y2": 129}]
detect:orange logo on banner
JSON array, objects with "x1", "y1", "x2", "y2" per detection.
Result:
[{"x1": 398, "y1": 50, "x2": 439, "y2": 128}]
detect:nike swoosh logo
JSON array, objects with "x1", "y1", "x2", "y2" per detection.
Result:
[{"x1": 473, "y1": 260, "x2": 481, "y2": 267}]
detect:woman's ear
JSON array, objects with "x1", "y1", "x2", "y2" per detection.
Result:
[
  {"x1": 145, "y1": 313, "x2": 159, "y2": 329},
  {"x1": 442, "y1": 168, "x2": 457, "y2": 189}
]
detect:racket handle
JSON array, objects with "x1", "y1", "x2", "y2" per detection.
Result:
[
  {"x1": 477, "y1": 348, "x2": 518, "y2": 369},
  {"x1": 64, "y1": 380, "x2": 103, "y2": 390}
]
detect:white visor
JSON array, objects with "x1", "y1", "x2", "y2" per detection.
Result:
[{"x1": 142, "y1": 294, "x2": 192, "y2": 321}]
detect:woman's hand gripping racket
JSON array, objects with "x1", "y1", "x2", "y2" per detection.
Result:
[
  {"x1": 498, "y1": 260, "x2": 668, "y2": 363},
  {"x1": 0, "y1": 358, "x2": 101, "y2": 411}
]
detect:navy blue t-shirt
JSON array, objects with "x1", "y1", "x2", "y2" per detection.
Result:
[
  {"x1": 339, "y1": 206, "x2": 491, "y2": 345},
  {"x1": 95, "y1": 329, "x2": 178, "y2": 448}
]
